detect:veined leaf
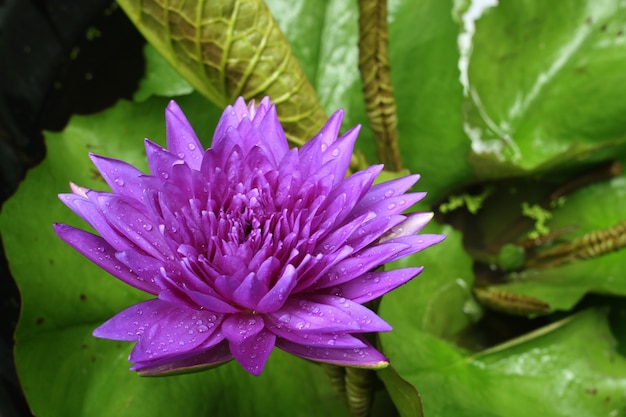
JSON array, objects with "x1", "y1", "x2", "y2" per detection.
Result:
[{"x1": 116, "y1": 0, "x2": 327, "y2": 146}]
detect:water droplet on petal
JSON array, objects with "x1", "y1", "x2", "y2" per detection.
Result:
[
  {"x1": 387, "y1": 203, "x2": 397, "y2": 210},
  {"x1": 384, "y1": 189, "x2": 394, "y2": 198},
  {"x1": 115, "y1": 178, "x2": 125, "y2": 186},
  {"x1": 197, "y1": 325, "x2": 209, "y2": 333},
  {"x1": 143, "y1": 223, "x2": 153, "y2": 231},
  {"x1": 187, "y1": 143, "x2": 196, "y2": 151},
  {"x1": 331, "y1": 148, "x2": 340, "y2": 157}
]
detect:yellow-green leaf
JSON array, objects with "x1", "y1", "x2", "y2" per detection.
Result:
[{"x1": 116, "y1": 0, "x2": 327, "y2": 146}]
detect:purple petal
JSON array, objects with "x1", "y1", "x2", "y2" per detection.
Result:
[
  {"x1": 93, "y1": 299, "x2": 175, "y2": 341},
  {"x1": 129, "y1": 308, "x2": 223, "y2": 362},
  {"x1": 356, "y1": 174, "x2": 421, "y2": 209},
  {"x1": 349, "y1": 192, "x2": 427, "y2": 223},
  {"x1": 315, "y1": 109, "x2": 344, "y2": 152},
  {"x1": 54, "y1": 224, "x2": 158, "y2": 294},
  {"x1": 321, "y1": 124, "x2": 360, "y2": 184},
  {"x1": 258, "y1": 105, "x2": 288, "y2": 164},
  {"x1": 165, "y1": 101, "x2": 203, "y2": 169},
  {"x1": 379, "y1": 212, "x2": 434, "y2": 242},
  {"x1": 267, "y1": 298, "x2": 361, "y2": 333},
  {"x1": 313, "y1": 165, "x2": 383, "y2": 230},
  {"x1": 182, "y1": 288, "x2": 241, "y2": 314},
  {"x1": 134, "y1": 340, "x2": 232, "y2": 376},
  {"x1": 145, "y1": 139, "x2": 180, "y2": 181},
  {"x1": 94, "y1": 194, "x2": 174, "y2": 261},
  {"x1": 58, "y1": 193, "x2": 133, "y2": 251},
  {"x1": 311, "y1": 241, "x2": 413, "y2": 290},
  {"x1": 231, "y1": 272, "x2": 268, "y2": 310},
  {"x1": 89, "y1": 154, "x2": 145, "y2": 199},
  {"x1": 331, "y1": 267, "x2": 424, "y2": 303},
  {"x1": 256, "y1": 264, "x2": 297, "y2": 313},
  {"x1": 345, "y1": 214, "x2": 405, "y2": 253},
  {"x1": 307, "y1": 294, "x2": 391, "y2": 332},
  {"x1": 276, "y1": 337, "x2": 388, "y2": 368},
  {"x1": 381, "y1": 234, "x2": 446, "y2": 263},
  {"x1": 229, "y1": 328, "x2": 276, "y2": 376},
  {"x1": 115, "y1": 249, "x2": 164, "y2": 288},
  {"x1": 222, "y1": 313, "x2": 265, "y2": 345},
  {"x1": 265, "y1": 321, "x2": 368, "y2": 348}
]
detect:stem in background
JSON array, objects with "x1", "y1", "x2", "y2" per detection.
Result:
[
  {"x1": 345, "y1": 367, "x2": 376, "y2": 417},
  {"x1": 358, "y1": 0, "x2": 402, "y2": 171},
  {"x1": 321, "y1": 363, "x2": 347, "y2": 402}
]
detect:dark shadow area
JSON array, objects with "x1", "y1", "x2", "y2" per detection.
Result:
[{"x1": 0, "y1": 0, "x2": 145, "y2": 414}]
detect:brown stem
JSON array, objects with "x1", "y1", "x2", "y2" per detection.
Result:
[{"x1": 358, "y1": 0, "x2": 402, "y2": 171}]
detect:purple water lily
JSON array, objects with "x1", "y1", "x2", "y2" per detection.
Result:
[{"x1": 54, "y1": 97, "x2": 443, "y2": 376}]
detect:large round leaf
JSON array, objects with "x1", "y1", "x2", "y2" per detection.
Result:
[{"x1": 465, "y1": 0, "x2": 626, "y2": 177}]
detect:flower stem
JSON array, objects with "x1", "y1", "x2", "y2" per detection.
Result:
[
  {"x1": 358, "y1": 0, "x2": 402, "y2": 171},
  {"x1": 345, "y1": 367, "x2": 376, "y2": 417}
]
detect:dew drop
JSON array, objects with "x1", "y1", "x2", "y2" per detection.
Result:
[
  {"x1": 197, "y1": 325, "x2": 209, "y2": 333},
  {"x1": 331, "y1": 148, "x2": 340, "y2": 157},
  {"x1": 278, "y1": 313, "x2": 291, "y2": 323},
  {"x1": 384, "y1": 189, "x2": 394, "y2": 198},
  {"x1": 188, "y1": 330, "x2": 194, "y2": 335},
  {"x1": 143, "y1": 223, "x2": 153, "y2": 231},
  {"x1": 187, "y1": 143, "x2": 196, "y2": 151},
  {"x1": 387, "y1": 203, "x2": 397, "y2": 210},
  {"x1": 115, "y1": 178, "x2": 125, "y2": 186}
]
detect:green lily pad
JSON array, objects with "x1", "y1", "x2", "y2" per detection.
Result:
[
  {"x1": 382, "y1": 303, "x2": 626, "y2": 416},
  {"x1": 133, "y1": 44, "x2": 194, "y2": 102},
  {"x1": 465, "y1": 0, "x2": 626, "y2": 178}
]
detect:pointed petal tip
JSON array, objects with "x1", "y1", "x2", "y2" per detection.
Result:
[{"x1": 165, "y1": 100, "x2": 183, "y2": 113}]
